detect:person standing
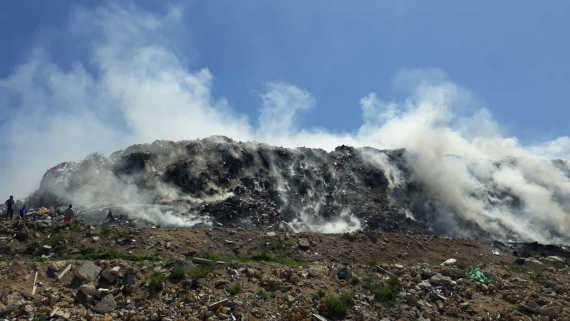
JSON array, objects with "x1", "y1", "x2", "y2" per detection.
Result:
[
  {"x1": 63, "y1": 204, "x2": 75, "y2": 223},
  {"x1": 5, "y1": 196, "x2": 15, "y2": 220},
  {"x1": 19, "y1": 204, "x2": 27, "y2": 220}
]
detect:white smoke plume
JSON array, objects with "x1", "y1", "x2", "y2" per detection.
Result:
[{"x1": 0, "y1": 3, "x2": 568, "y2": 240}]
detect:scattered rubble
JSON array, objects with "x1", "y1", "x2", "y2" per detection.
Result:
[{"x1": 0, "y1": 221, "x2": 568, "y2": 320}]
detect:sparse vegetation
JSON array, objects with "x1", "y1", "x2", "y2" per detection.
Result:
[
  {"x1": 101, "y1": 226, "x2": 112, "y2": 236},
  {"x1": 505, "y1": 264, "x2": 545, "y2": 279},
  {"x1": 228, "y1": 283, "x2": 242, "y2": 295},
  {"x1": 43, "y1": 233, "x2": 64, "y2": 247},
  {"x1": 248, "y1": 252, "x2": 302, "y2": 266},
  {"x1": 80, "y1": 247, "x2": 161, "y2": 262},
  {"x1": 195, "y1": 250, "x2": 303, "y2": 266},
  {"x1": 260, "y1": 238, "x2": 292, "y2": 253},
  {"x1": 168, "y1": 266, "x2": 187, "y2": 283},
  {"x1": 147, "y1": 272, "x2": 165, "y2": 291},
  {"x1": 350, "y1": 276, "x2": 360, "y2": 286},
  {"x1": 188, "y1": 263, "x2": 215, "y2": 279},
  {"x1": 320, "y1": 292, "x2": 354, "y2": 318},
  {"x1": 373, "y1": 277, "x2": 401, "y2": 306},
  {"x1": 257, "y1": 289, "x2": 268, "y2": 299}
]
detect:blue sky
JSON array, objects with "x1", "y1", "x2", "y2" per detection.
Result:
[{"x1": 1, "y1": 1, "x2": 570, "y2": 196}]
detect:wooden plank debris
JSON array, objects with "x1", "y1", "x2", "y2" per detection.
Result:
[
  {"x1": 58, "y1": 264, "x2": 72, "y2": 280},
  {"x1": 375, "y1": 265, "x2": 396, "y2": 277},
  {"x1": 208, "y1": 298, "x2": 229, "y2": 310},
  {"x1": 312, "y1": 313, "x2": 329, "y2": 321},
  {"x1": 32, "y1": 271, "x2": 38, "y2": 295}
]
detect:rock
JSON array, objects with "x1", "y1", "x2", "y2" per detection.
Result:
[
  {"x1": 260, "y1": 274, "x2": 283, "y2": 291},
  {"x1": 420, "y1": 268, "x2": 435, "y2": 279},
  {"x1": 3, "y1": 292, "x2": 23, "y2": 306},
  {"x1": 80, "y1": 284, "x2": 98, "y2": 296},
  {"x1": 51, "y1": 260, "x2": 68, "y2": 271},
  {"x1": 519, "y1": 300, "x2": 540, "y2": 314},
  {"x1": 540, "y1": 279, "x2": 557, "y2": 289},
  {"x1": 441, "y1": 268, "x2": 464, "y2": 280},
  {"x1": 430, "y1": 273, "x2": 454, "y2": 287},
  {"x1": 54, "y1": 308, "x2": 72, "y2": 319},
  {"x1": 76, "y1": 261, "x2": 102, "y2": 282},
  {"x1": 417, "y1": 280, "x2": 432, "y2": 289},
  {"x1": 545, "y1": 256, "x2": 566, "y2": 268},
  {"x1": 215, "y1": 279, "x2": 229, "y2": 288},
  {"x1": 287, "y1": 307, "x2": 311, "y2": 321},
  {"x1": 100, "y1": 268, "x2": 118, "y2": 285},
  {"x1": 298, "y1": 238, "x2": 310, "y2": 250},
  {"x1": 514, "y1": 257, "x2": 543, "y2": 266},
  {"x1": 94, "y1": 294, "x2": 116, "y2": 313},
  {"x1": 76, "y1": 284, "x2": 98, "y2": 304},
  {"x1": 308, "y1": 264, "x2": 328, "y2": 277},
  {"x1": 245, "y1": 267, "x2": 259, "y2": 278}
]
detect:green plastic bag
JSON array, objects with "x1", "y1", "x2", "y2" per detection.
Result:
[{"x1": 466, "y1": 268, "x2": 489, "y2": 284}]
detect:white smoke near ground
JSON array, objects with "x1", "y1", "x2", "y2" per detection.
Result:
[
  {"x1": 288, "y1": 209, "x2": 362, "y2": 234},
  {"x1": 0, "y1": 3, "x2": 568, "y2": 239}
]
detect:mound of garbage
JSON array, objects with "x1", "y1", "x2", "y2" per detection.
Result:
[{"x1": 24, "y1": 136, "x2": 570, "y2": 244}]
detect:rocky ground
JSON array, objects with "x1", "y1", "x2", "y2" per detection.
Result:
[{"x1": 0, "y1": 221, "x2": 569, "y2": 321}]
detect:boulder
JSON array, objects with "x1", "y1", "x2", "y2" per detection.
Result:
[
  {"x1": 430, "y1": 273, "x2": 454, "y2": 287},
  {"x1": 76, "y1": 261, "x2": 102, "y2": 282},
  {"x1": 298, "y1": 238, "x2": 310, "y2": 250},
  {"x1": 93, "y1": 294, "x2": 116, "y2": 313},
  {"x1": 76, "y1": 284, "x2": 98, "y2": 304}
]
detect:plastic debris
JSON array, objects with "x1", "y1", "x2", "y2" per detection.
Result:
[
  {"x1": 441, "y1": 258, "x2": 457, "y2": 266},
  {"x1": 492, "y1": 249, "x2": 500, "y2": 255},
  {"x1": 466, "y1": 268, "x2": 489, "y2": 284}
]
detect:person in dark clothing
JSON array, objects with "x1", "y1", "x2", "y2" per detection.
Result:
[
  {"x1": 5, "y1": 196, "x2": 15, "y2": 220},
  {"x1": 63, "y1": 204, "x2": 75, "y2": 223}
]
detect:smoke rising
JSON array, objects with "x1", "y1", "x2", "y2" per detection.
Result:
[{"x1": 0, "y1": 3, "x2": 569, "y2": 240}]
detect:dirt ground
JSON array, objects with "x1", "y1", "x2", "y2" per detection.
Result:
[{"x1": 0, "y1": 221, "x2": 568, "y2": 320}]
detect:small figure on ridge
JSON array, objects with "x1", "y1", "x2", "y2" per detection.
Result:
[{"x1": 63, "y1": 204, "x2": 75, "y2": 223}]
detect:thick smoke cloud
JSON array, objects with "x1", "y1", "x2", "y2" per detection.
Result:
[{"x1": 0, "y1": 3, "x2": 568, "y2": 240}]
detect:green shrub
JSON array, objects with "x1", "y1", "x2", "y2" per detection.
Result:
[
  {"x1": 147, "y1": 272, "x2": 165, "y2": 291},
  {"x1": 350, "y1": 276, "x2": 360, "y2": 286},
  {"x1": 189, "y1": 263, "x2": 215, "y2": 279},
  {"x1": 373, "y1": 277, "x2": 401, "y2": 305},
  {"x1": 249, "y1": 252, "x2": 300, "y2": 266},
  {"x1": 43, "y1": 233, "x2": 64, "y2": 247},
  {"x1": 317, "y1": 289, "x2": 326, "y2": 298},
  {"x1": 101, "y1": 226, "x2": 112, "y2": 236},
  {"x1": 261, "y1": 238, "x2": 292, "y2": 253},
  {"x1": 168, "y1": 266, "x2": 186, "y2": 283},
  {"x1": 257, "y1": 289, "x2": 268, "y2": 299},
  {"x1": 321, "y1": 293, "x2": 353, "y2": 318},
  {"x1": 228, "y1": 283, "x2": 242, "y2": 295}
]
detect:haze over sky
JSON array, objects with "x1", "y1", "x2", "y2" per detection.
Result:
[{"x1": 1, "y1": 1, "x2": 569, "y2": 196}]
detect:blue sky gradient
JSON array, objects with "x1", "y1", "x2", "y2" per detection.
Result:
[{"x1": 1, "y1": 1, "x2": 569, "y2": 196}]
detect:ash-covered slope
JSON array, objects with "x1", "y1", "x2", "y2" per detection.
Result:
[{"x1": 28, "y1": 136, "x2": 570, "y2": 243}]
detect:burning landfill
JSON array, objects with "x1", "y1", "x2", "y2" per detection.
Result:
[{"x1": 0, "y1": 136, "x2": 569, "y2": 320}]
